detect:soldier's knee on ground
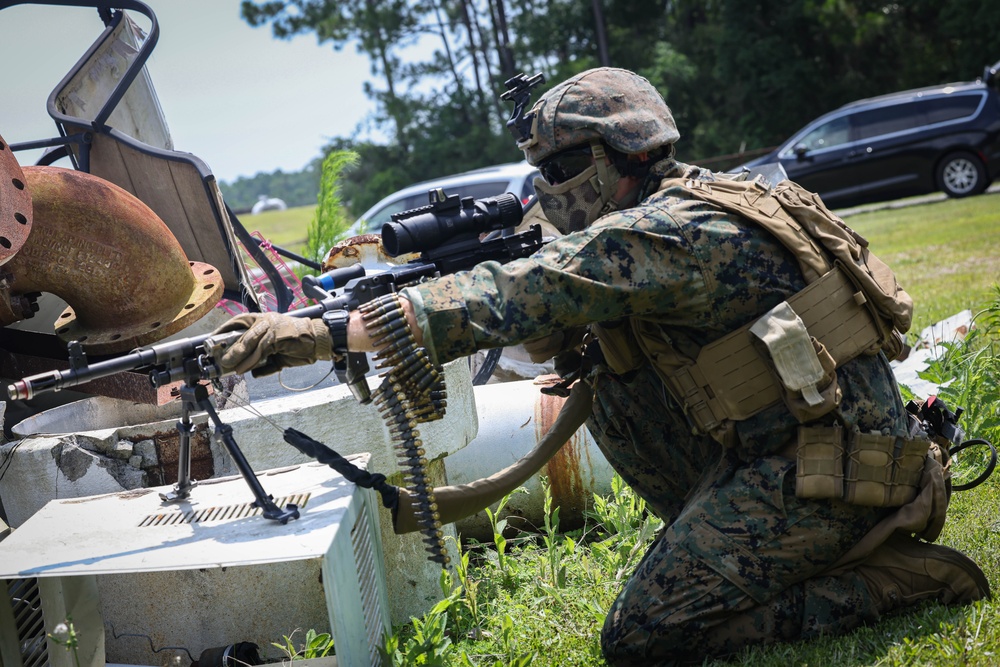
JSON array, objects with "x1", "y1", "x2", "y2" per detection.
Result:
[{"x1": 600, "y1": 595, "x2": 705, "y2": 666}]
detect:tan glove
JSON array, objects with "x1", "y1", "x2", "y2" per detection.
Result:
[
  {"x1": 212, "y1": 312, "x2": 333, "y2": 376},
  {"x1": 522, "y1": 327, "x2": 586, "y2": 363}
]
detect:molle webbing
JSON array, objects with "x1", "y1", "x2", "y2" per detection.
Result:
[
  {"x1": 648, "y1": 174, "x2": 911, "y2": 436},
  {"x1": 664, "y1": 265, "x2": 882, "y2": 435}
]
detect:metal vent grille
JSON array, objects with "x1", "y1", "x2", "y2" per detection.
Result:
[
  {"x1": 3, "y1": 577, "x2": 49, "y2": 667},
  {"x1": 138, "y1": 493, "x2": 310, "y2": 527},
  {"x1": 352, "y1": 507, "x2": 384, "y2": 665}
]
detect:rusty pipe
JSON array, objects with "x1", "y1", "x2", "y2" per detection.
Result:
[
  {"x1": 0, "y1": 135, "x2": 34, "y2": 319},
  {"x1": 393, "y1": 379, "x2": 615, "y2": 541},
  {"x1": 1, "y1": 166, "x2": 223, "y2": 353}
]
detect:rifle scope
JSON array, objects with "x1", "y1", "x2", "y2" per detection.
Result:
[{"x1": 381, "y1": 190, "x2": 523, "y2": 257}]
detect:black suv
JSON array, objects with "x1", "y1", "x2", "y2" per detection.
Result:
[{"x1": 735, "y1": 60, "x2": 1000, "y2": 208}]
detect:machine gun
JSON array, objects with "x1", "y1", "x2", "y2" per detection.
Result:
[
  {"x1": 7, "y1": 190, "x2": 549, "y2": 560},
  {"x1": 304, "y1": 188, "x2": 537, "y2": 403}
]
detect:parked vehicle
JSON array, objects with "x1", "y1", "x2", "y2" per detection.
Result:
[
  {"x1": 345, "y1": 161, "x2": 540, "y2": 238},
  {"x1": 733, "y1": 61, "x2": 1000, "y2": 208}
]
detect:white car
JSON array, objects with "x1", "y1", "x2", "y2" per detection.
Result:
[{"x1": 345, "y1": 161, "x2": 540, "y2": 238}]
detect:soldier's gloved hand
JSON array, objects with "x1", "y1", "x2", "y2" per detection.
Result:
[
  {"x1": 523, "y1": 333, "x2": 566, "y2": 363},
  {"x1": 212, "y1": 312, "x2": 333, "y2": 376}
]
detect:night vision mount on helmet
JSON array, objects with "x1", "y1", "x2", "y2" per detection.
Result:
[{"x1": 501, "y1": 72, "x2": 546, "y2": 145}]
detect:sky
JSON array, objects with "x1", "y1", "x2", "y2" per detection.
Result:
[{"x1": 1, "y1": 1, "x2": 380, "y2": 182}]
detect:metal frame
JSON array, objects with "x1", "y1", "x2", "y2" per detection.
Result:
[{"x1": 3, "y1": 0, "x2": 295, "y2": 311}]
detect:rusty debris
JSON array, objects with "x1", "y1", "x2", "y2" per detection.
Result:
[{"x1": 3, "y1": 166, "x2": 223, "y2": 353}]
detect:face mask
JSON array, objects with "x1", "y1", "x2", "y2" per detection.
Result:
[{"x1": 533, "y1": 161, "x2": 623, "y2": 235}]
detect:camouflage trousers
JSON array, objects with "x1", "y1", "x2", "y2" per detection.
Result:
[{"x1": 587, "y1": 366, "x2": 889, "y2": 666}]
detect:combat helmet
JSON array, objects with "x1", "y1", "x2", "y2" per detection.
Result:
[{"x1": 518, "y1": 67, "x2": 680, "y2": 166}]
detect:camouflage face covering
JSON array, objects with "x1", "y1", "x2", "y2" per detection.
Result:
[{"x1": 534, "y1": 148, "x2": 625, "y2": 234}]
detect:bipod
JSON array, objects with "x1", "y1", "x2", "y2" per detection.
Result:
[{"x1": 159, "y1": 379, "x2": 300, "y2": 524}]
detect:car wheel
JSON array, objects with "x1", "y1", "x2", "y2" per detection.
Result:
[{"x1": 936, "y1": 151, "x2": 987, "y2": 198}]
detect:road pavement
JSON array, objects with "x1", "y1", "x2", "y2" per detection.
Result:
[{"x1": 836, "y1": 183, "x2": 1000, "y2": 218}]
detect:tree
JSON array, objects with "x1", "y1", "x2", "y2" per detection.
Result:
[
  {"x1": 305, "y1": 149, "x2": 359, "y2": 267},
  {"x1": 239, "y1": 0, "x2": 1000, "y2": 212},
  {"x1": 242, "y1": 0, "x2": 425, "y2": 152}
]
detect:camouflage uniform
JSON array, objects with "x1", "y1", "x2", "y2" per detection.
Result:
[
  {"x1": 213, "y1": 66, "x2": 985, "y2": 663},
  {"x1": 401, "y1": 157, "x2": 905, "y2": 664}
]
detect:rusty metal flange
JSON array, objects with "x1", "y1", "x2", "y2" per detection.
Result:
[
  {"x1": 6, "y1": 166, "x2": 224, "y2": 354},
  {"x1": 53, "y1": 259, "x2": 224, "y2": 354},
  {"x1": 0, "y1": 134, "x2": 32, "y2": 266}
]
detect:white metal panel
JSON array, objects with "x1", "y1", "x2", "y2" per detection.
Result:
[{"x1": 0, "y1": 460, "x2": 365, "y2": 577}]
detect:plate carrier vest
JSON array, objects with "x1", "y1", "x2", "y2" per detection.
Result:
[{"x1": 595, "y1": 174, "x2": 914, "y2": 446}]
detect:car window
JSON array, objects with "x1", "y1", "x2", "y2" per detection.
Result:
[
  {"x1": 851, "y1": 101, "x2": 928, "y2": 140},
  {"x1": 447, "y1": 181, "x2": 517, "y2": 201},
  {"x1": 792, "y1": 116, "x2": 851, "y2": 152},
  {"x1": 920, "y1": 94, "x2": 984, "y2": 124},
  {"x1": 520, "y1": 171, "x2": 539, "y2": 201},
  {"x1": 363, "y1": 194, "x2": 431, "y2": 229},
  {"x1": 360, "y1": 180, "x2": 515, "y2": 230}
]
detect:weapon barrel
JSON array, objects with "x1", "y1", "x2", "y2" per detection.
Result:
[
  {"x1": 7, "y1": 302, "x2": 334, "y2": 401},
  {"x1": 7, "y1": 348, "x2": 156, "y2": 400}
]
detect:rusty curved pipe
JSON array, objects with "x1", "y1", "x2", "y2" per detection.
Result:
[{"x1": 1, "y1": 166, "x2": 223, "y2": 354}]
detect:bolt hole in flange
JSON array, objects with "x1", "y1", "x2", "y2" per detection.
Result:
[{"x1": 0, "y1": 132, "x2": 33, "y2": 263}]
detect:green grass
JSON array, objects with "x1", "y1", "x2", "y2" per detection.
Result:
[
  {"x1": 238, "y1": 204, "x2": 317, "y2": 255},
  {"x1": 842, "y1": 192, "x2": 1000, "y2": 335},
  {"x1": 381, "y1": 190, "x2": 1000, "y2": 666}
]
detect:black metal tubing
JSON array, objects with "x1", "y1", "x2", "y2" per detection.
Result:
[
  {"x1": 265, "y1": 242, "x2": 323, "y2": 273},
  {"x1": 226, "y1": 203, "x2": 295, "y2": 313}
]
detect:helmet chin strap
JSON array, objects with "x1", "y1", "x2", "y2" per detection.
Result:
[{"x1": 591, "y1": 140, "x2": 639, "y2": 214}]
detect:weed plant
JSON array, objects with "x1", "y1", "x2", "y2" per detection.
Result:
[
  {"x1": 273, "y1": 628, "x2": 335, "y2": 661},
  {"x1": 380, "y1": 194, "x2": 1000, "y2": 665},
  {"x1": 303, "y1": 150, "x2": 358, "y2": 269}
]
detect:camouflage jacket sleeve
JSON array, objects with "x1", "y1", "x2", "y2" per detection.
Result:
[{"x1": 402, "y1": 188, "x2": 795, "y2": 362}]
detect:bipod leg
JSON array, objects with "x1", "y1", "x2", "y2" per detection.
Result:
[
  {"x1": 159, "y1": 383, "x2": 199, "y2": 503},
  {"x1": 193, "y1": 385, "x2": 300, "y2": 524}
]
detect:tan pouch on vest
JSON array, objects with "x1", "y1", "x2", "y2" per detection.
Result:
[
  {"x1": 796, "y1": 425, "x2": 932, "y2": 509},
  {"x1": 822, "y1": 441, "x2": 951, "y2": 576},
  {"x1": 796, "y1": 423, "x2": 844, "y2": 500},
  {"x1": 749, "y1": 301, "x2": 842, "y2": 423},
  {"x1": 843, "y1": 429, "x2": 930, "y2": 507}
]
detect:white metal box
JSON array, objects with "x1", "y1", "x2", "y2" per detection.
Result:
[{"x1": 0, "y1": 457, "x2": 389, "y2": 666}]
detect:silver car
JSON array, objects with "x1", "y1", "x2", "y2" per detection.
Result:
[{"x1": 345, "y1": 161, "x2": 539, "y2": 238}]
